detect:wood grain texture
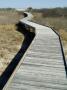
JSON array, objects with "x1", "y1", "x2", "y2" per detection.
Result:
[
  {"x1": 8, "y1": 25, "x2": 67, "y2": 90},
  {"x1": 8, "y1": 12, "x2": 67, "y2": 90}
]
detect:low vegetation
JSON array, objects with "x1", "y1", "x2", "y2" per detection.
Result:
[
  {"x1": 0, "y1": 9, "x2": 24, "y2": 75},
  {"x1": 0, "y1": 7, "x2": 67, "y2": 75}
]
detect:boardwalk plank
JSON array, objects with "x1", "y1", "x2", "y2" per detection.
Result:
[{"x1": 8, "y1": 13, "x2": 67, "y2": 90}]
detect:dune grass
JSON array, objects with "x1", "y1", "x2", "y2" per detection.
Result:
[
  {"x1": 0, "y1": 24, "x2": 24, "y2": 75},
  {"x1": 0, "y1": 10, "x2": 24, "y2": 75}
]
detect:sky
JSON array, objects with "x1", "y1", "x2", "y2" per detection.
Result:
[{"x1": 0, "y1": 0, "x2": 67, "y2": 9}]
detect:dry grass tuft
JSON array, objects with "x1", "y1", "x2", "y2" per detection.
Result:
[
  {"x1": 0, "y1": 10, "x2": 24, "y2": 75},
  {"x1": 0, "y1": 24, "x2": 24, "y2": 75}
]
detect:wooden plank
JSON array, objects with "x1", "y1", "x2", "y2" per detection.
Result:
[{"x1": 8, "y1": 13, "x2": 67, "y2": 90}]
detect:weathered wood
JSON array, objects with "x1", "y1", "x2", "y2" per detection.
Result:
[{"x1": 8, "y1": 13, "x2": 67, "y2": 90}]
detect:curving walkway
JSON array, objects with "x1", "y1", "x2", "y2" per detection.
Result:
[{"x1": 7, "y1": 12, "x2": 67, "y2": 90}]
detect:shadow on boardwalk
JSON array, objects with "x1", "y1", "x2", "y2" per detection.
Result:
[
  {"x1": 0, "y1": 22, "x2": 35, "y2": 90},
  {"x1": 0, "y1": 21, "x2": 67, "y2": 90},
  {"x1": 52, "y1": 27, "x2": 67, "y2": 77}
]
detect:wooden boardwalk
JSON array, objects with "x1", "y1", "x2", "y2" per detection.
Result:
[{"x1": 8, "y1": 13, "x2": 67, "y2": 90}]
